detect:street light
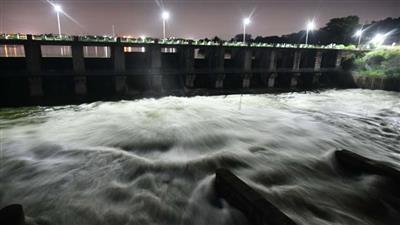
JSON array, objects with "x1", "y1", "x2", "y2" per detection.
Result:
[
  {"x1": 53, "y1": 4, "x2": 62, "y2": 36},
  {"x1": 161, "y1": 11, "x2": 170, "y2": 39},
  {"x1": 305, "y1": 20, "x2": 315, "y2": 45},
  {"x1": 355, "y1": 29, "x2": 363, "y2": 48},
  {"x1": 371, "y1": 33, "x2": 386, "y2": 47},
  {"x1": 243, "y1": 18, "x2": 251, "y2": 44}
]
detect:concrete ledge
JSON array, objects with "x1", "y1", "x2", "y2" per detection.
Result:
[
  {"x1": 215, "y1": 168, "x2": 297, "y2": 225},
  {"x1": 335, "y1": 150, "x2": 400, "y2": 181}
]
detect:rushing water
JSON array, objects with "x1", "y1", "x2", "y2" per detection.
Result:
[{"x1": 1, "y1": 89, "x2": 400, "y2": 225}]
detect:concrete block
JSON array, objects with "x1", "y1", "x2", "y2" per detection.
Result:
[
  {"x1": 335, "y1": 150, "x2": 400, "y2": 182},
  {"x1": 0, "y1": 204, "x2": 25, "y2": 225},
  {"x1": 215, "y1": 168, "x2": 297, "y2": 225}
]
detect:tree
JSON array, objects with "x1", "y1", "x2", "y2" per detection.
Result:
[
  {"x1": 318, "y1": 16, "x2": 360, "y2": 44},
  {"x1": 233, "y1": 33, "x2": 252, "y2": 42},
  {"x1": 361, "y1": 17, "x2": 400, "y2": 45},
  {"x1": 229, "y1": 16, "x2": 400, "y2": 45},
  {"x1": 212, "y1": 36, "x2": 221, "y2": 42},
  {"x1": 254, "y1": 36, "x2": 264, "y2": 43}
]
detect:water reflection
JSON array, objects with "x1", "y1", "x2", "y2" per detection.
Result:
[{"x1": 0, "y1": 44, "x2": 25, "y2": 57}]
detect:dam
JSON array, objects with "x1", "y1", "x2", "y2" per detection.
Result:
[{"x1": 0, "y1": 34, "x2": 358, "y2": 106}]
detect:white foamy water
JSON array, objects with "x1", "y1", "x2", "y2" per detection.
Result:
[{"x1": 1, "y1": 89, "x2": 400, "y2": 225}]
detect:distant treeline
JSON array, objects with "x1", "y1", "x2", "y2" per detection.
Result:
[{"x1": 207, "y1": 16, "x2": 400, "y2": 45}]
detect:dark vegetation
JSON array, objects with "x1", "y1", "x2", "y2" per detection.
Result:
[
  {"x1": 355, "y1": 46, "x2": 400, "y2": 78},
  {"x1": 206, "y1": 16, "x2": 400, "y2": 46}
]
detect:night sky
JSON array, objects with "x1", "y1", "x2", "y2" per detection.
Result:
[{"x1": 0, "y1": 0, "x2": 399, "y2": 39}]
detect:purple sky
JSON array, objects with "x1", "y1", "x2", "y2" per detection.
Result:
[{"x1": 0, "y1": 0, "x2": 399, "y2": 39}]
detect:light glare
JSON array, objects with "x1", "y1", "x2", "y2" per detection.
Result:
[
  {"x1": 53, "y1": 4, "x2": 62, "y2": 12},
  {"x1": 355, "y1": 29, "x2": 363, "y2": 37},
  {"x1": 243, "y1": 18, "x2": 251, "y2": 25},
  {"x1": 371, "y1": 33, "x2": 386, "y2": 46},
  {"x1": 307, "y1": 21, "x2": 315, "y2": 30},
  {"x1": 162, "y1": 11, "x2": 170, "y2": 20}
]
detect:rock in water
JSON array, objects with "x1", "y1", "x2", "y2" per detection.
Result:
[{"x1": 0, "y1": 204, "x2": 25, "y2": 225}]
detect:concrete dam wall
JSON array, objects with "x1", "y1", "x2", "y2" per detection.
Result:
[
  {"x1": 0, "y1": 35, "x2": 358, "y2": 106},
  {"x1": 352, "y1": 74, "x2": 400, "y2": 92}
]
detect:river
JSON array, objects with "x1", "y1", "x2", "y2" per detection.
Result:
[{"x1": 1, "y1": 89, "x2": 400, "y2": 225}]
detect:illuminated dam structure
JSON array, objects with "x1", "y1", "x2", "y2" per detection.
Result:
[{"x1": 0, "y1": 34, "x2": 359, "y2": 106}]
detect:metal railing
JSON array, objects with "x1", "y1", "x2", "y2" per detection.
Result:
[{"x1": 0, "y1": 33, "x2": 361, "y2": 50}]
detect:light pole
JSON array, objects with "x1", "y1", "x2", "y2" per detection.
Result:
[
  {"x1": 161, "y1": 11, "x2": 170, "y2": 39},
  {"x1": 305, "y1": 20, "x2": 315, "y2": 45},
  {"x1": 355, "y1": 29, "x2": 363, "y2": 48},
  {"x1": 243, "y1": 18, "x2": 251, "y2": 44},
  {"x1": 53, "y1": 4, "x2": 62, "y2": 36}
]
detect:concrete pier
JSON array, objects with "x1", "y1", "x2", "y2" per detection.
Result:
[
  {"x1": 290, "y1": 51, "x2": 301, "y2": 88},
  {"x1": 74, "y1": 76, "x2": 87, "y2": 96},
  {"x1": 292, "y1": 51, "x2": 302, "y2": 71},
  {"x1": 290, "y1": 73, "x2": 301, "y2": 88},
  {"x1": 115, "y1": 76, "x2": 127, "y2": 94},
  {"x1": 71, "y1": 38, "x2": 87, "y2": 96},
  {"x1": 185, "y1": 74, "x2": 196, "y2": 88},
  {"x1": 335, "y1": 51, "x2": 343, "y2": 69},
  {"x1": 242, "y1": 49, "x2": 252, "y2": 88},
  {"x1": 113, "y1": 38, "x2": 127, "y2": 94},
  {"x1": 150, "y1": 45, "x2": 163, "y2": 91},
  {"x1": 314, "y1": 51, "x2": 323, "y2": 71},
  {"x1": 113, "y1": 39, "x2": 126, "y2": 73},
  {"x1": 24, "y1": 35, "x2": 41, "y2": 74},
  {"x1": 183, "y1": 46, "x2": 195, "y2": 88},
  {"x1": 268, "y1": 73, "x2": 278, "y2": 88},
  {"x1": 24, "y1": 35, "x2": 43, "y2": 97},
  {"x1": 214, "y1": 47, "x2": 225, "y2": 88},
  {"x1": 253, "y1": 49, "x2": 269, "y2": 86},
  {"x1": 72, "y1": 39, "x2": 85, "y2": 74},
  {"x1": 28, "y1": 77, "x2": 43, "y2": 97},
  {"x1": 312, "y1": 51, "x2": 323, "y2": 85},
  {"x1": 268, "y1": 50, "x2": 278, "y2": 88}
]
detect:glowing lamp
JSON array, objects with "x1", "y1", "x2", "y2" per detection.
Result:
[
  {"x1": 162, "y1": 11, "x2": 170, "y2": 20},
  {"x1": 243, "y1": 18, "x2": 251, "y2": 26},
  {"x1": 307, "y1": 21, "x2": 315, "y2": 31},
  {"x1": 53, "y1": 4, "x2": 62, "y2": 12}
]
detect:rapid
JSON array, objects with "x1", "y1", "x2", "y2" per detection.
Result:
[{"x1": 1, "y1": 89, "x2": 400, "y2": 225}]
